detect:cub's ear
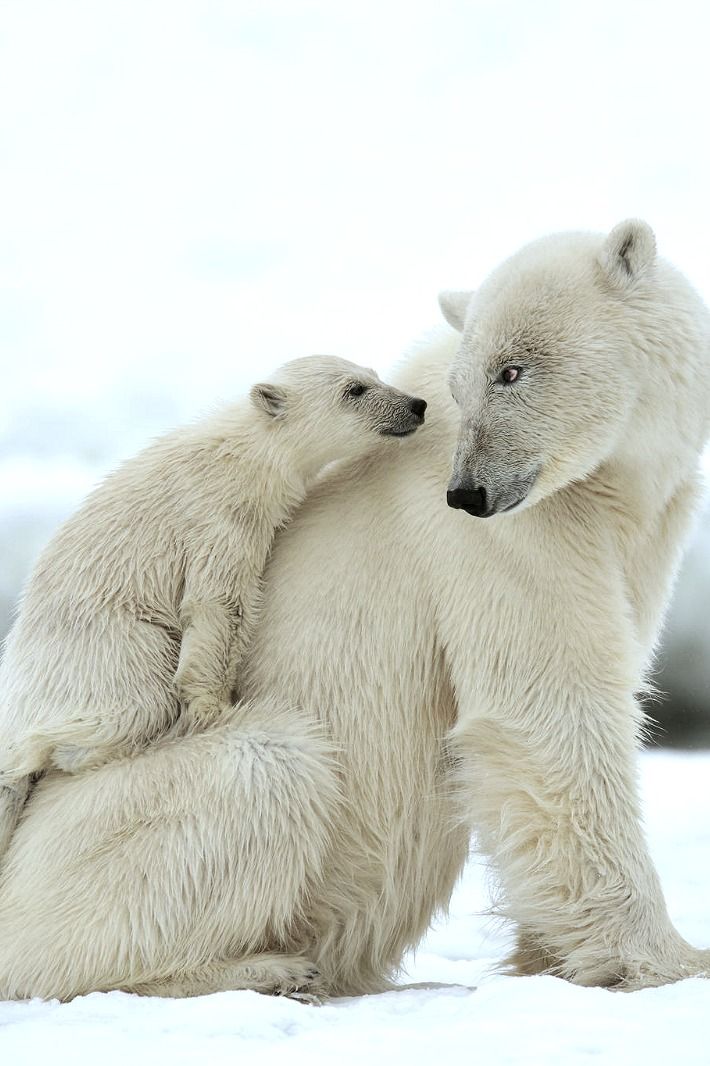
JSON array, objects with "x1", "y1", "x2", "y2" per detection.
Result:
[
  {"x1": 250, "y1": 382, "x2": 288, "y2": 419},
  {"x1": 599, "y1": 219, "x2": 656, "y2": 289},
  {"x1": 438, "y1": 290, "x2": 473, "y2": 332}
]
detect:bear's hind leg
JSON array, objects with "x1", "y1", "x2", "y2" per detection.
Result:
[
  {"x1": 0, "y1": 700, "x2": 341, "y2": 1001},
  {"x1": 128, "y1": 953, "x2": 323, "y2": 999}
]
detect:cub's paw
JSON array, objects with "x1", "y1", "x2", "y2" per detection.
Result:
[{"x1": 181, "y1": 695, "x2": 232, "y2": 733}]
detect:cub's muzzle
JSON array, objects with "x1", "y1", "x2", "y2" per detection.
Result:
[{"x1": 381, "y1": 396, "x2": 427, "y2": 437}]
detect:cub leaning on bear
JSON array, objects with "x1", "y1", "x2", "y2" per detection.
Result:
[
  {"x1": 0, "y1": 220, "x2": 707, "y2": 1001},
  {"x1": 0, "y1": 356, "x2": 426, "y2": 859}
]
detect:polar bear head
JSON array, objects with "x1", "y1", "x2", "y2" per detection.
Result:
[
  {"x1": 250, "y1": 355, "x2": 427, "y2": 475},
  {"x1": 440, "y1": 220, "x2": 660, "y2": 517}
]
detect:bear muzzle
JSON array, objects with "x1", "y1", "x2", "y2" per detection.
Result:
[{"x1": 447, "y1": 468, "x2": 538, "y2": 518}]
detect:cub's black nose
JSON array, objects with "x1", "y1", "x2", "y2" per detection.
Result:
[
  {"x1": 447, "y1": 484, "x2": 488, "y2": 517},
  {"x1": 409, "y1": 397, "x2": 427, "y2": 420}
]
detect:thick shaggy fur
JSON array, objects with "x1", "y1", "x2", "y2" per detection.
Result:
[
  {"x1": 0, "y1": 356, "x2": 424, "y2": 859},
  {"x1": 0, "y1": 222, "x2": 709, "y2": 999}
]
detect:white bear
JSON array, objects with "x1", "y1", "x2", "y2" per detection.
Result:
[
  {"x1": 0, "y1": 355, "x2": 426, "y2": 859},
  {"x1": 0, "y1": 221, "x2": 708, "y2": 1001}
]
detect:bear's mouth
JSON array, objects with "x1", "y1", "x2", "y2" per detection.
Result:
[{"x1": 380, "y1": 426, "x2": 419, "y2": 437}]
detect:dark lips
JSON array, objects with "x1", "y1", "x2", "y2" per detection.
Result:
[
  {"x1": 382, "y1": 426, "x2": 419, "y2": 437},
  {"x1": 380, "y1": 412, "x2": 425, "y2": 437}
]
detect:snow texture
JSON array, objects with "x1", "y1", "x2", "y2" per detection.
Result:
[{"x1": 1, "y1": 751, "x2": 708, "y2": 1065}]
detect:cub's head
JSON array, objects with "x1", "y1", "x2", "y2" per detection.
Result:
[
  {"x1": 440, "y1": 220, "x2": 658, "y2": 517},
  {"x1": 250, "y1": 355, "x2": 427, "y2": 471}
]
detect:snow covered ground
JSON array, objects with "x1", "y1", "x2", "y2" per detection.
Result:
[{"x1": 1, "y1": 750, "x2": 708, "y2": 1065}]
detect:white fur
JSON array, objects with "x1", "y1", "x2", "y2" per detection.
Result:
[
  {"x1": 0, "y1": 355, "x2": 424, "y2": 859},
  {"x1": 0, "y1": 222, "x2": 708, "y2": 1000}
]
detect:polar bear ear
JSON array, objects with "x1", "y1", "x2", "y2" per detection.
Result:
[
  {"x1": 599, "y1": 220, "x2": 656, "y2": 289},
  {"x1": 438, "y1": 290, "x2": 473, "y2": 332},
  {"x1": 250, "y1": 382, "x2": 288, "y2": 419}
]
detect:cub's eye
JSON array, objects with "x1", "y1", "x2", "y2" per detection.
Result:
[
  {"x1": 345, "y1": 382, "x2": 367, "y2": 398},
  {"x1": 499, "y1": 366, "x2": 522, "y2": 385}
]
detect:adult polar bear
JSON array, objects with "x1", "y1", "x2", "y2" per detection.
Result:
[{"x1": 1, "y1": 220, "x2": 709, "y2": 999}]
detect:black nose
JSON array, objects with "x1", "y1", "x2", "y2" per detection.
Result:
[
  {"x1": 447, "y1": 484, "x2": 488, "y2": 517},
  {"x1": 409, "y1": 397, "x2": 427, "y2": 420}
]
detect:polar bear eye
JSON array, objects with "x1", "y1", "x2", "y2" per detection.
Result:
[
  {"x1": 345, "y1": 382, "x2": 368, "y2": 399},
  {"x1": 500, "y1": 366, "x2": 522, "y2": 385}
]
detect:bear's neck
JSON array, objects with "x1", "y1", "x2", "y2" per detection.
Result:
[{"x1": 594, "y1": 393, "x2": 705, "y2": 529}]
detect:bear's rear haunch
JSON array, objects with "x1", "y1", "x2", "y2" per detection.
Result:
[{"x1": 0, "y1": 220, "x2": 708, "y2": 1000}]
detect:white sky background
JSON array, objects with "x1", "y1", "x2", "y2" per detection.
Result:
[{"x1": 1, "y1": 0, "x2": 710, "y2": 464}]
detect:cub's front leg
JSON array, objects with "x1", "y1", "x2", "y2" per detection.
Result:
[{"x1": 174, "y1": 596, "x2": 242, "y2": 731}]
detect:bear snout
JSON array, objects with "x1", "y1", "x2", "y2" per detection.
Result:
[
  {"x1": 447, "y1": 467, "x2": 538, "y2": 517},
  {"x1": 447, "y1": 480, "x2": 490, "y2": 517}
]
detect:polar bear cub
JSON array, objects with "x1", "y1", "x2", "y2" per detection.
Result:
[{"x1": 0, "y1": 355, "x2": 427, "y2": 856}]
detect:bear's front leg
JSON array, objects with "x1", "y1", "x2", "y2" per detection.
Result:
[{"x1": 446, "y1": 607, "x2": 710, "y2": 989}]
